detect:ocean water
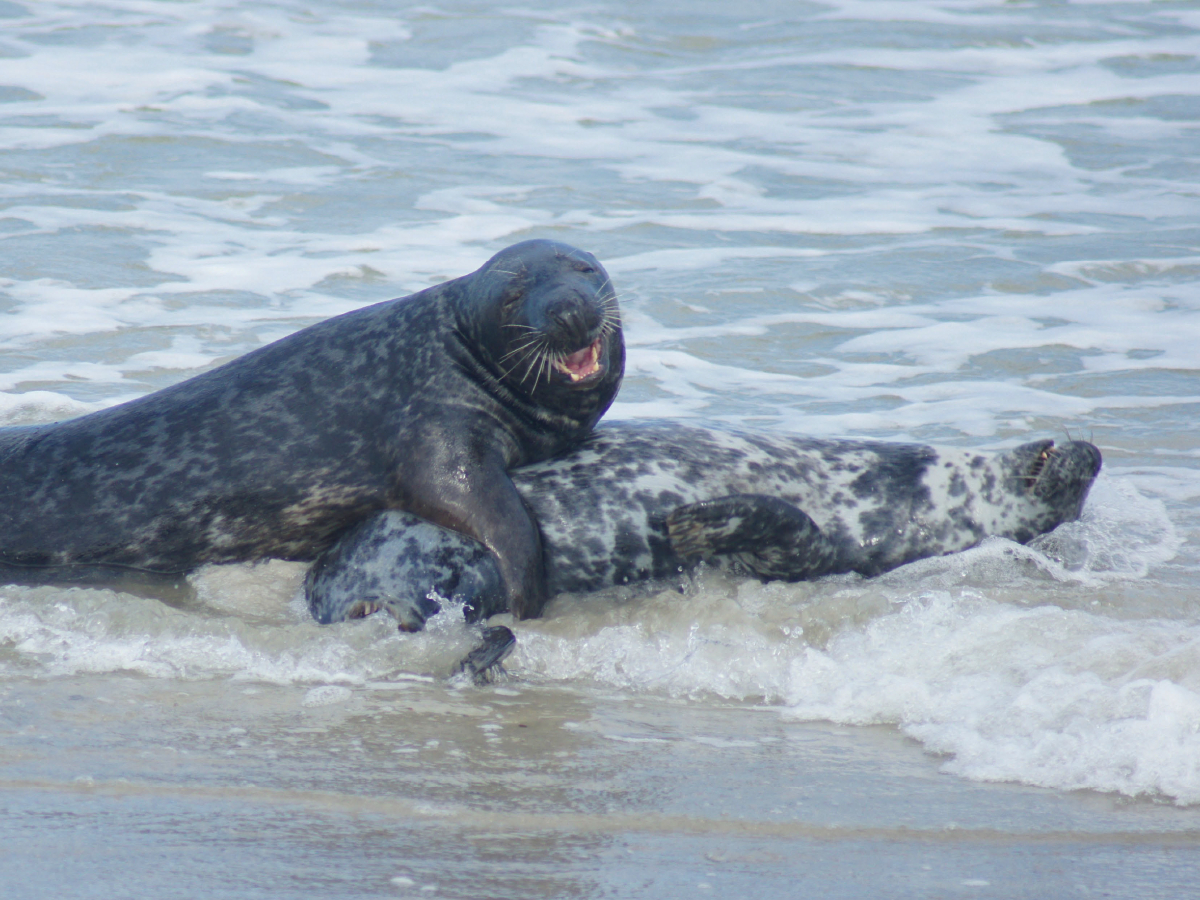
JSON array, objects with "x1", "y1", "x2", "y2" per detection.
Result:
[{"x1": 2, "y1": 0, "x2": 1200, "y2": 895}]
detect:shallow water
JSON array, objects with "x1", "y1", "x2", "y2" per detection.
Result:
[{"x1": 2, "y1": 0, "x2": 1200, "y2": 895}]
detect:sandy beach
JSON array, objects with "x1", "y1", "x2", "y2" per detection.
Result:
[{"x1": 5, "y1": 672, "x2": 1200, "y2": 898}]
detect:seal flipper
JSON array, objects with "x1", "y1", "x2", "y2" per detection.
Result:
[
  {"x1": 666, "y1": 493, "x2": 838, "y2": 581},
  {"x1": 454, "y1": 626, "x2": 517, "y2": 685}
]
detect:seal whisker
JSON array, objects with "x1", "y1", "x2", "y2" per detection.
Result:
[
  {"x1": 530, "y1": 351, "x2": 550, "y2": 389},
  {"x1": 599, "y1": 309, "x2": 620, "y2": 338},
  {"x1": 499, "y1": 335, "x2": 546, "y2": 364},
  {"x1": 539, "y1": 346, "x2": 567, "y2": 390},
  {"x1": 597, "y1": 287, "x2": 622, "y2": 339},
  {"x1": 520, "y1": 345, "x2": 546, "y2": 390},
  {"x1": 501, "y1": 331, "x2": 554, "y2": 365},
  {"x1": 535, "y1": 347, "x2": 560, "y2": 390},
  {"x1": 512, "y1": 347, "x2": 544, "y2": 384},
  {"x1": 514, "y1": 337, "x2": 552, "y2": 386}
]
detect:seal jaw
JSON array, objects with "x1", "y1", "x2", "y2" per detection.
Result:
[
  {"x1": 556, "y1": 337, "x2": 602, "y2": 380},
  {"x1": 1002, "y1": 438, "x2": 1102, "y2": 532},
  {"x1": 552, "y1": 335, "x2": 606, "y2": 385}
]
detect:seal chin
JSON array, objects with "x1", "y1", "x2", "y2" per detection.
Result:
[{"x1": 553, "y1": 335, "x2": 606, "y2": 385}]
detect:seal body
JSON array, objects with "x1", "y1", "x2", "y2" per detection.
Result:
[
  {"x1": 306, "y1": 421, "x2": 1101, "y2": 628},
  {"x1": 0, "y1": 240, "x2": 624, "y2": 619}
]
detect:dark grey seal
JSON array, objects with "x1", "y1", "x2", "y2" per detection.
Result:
[
  {"x1": 0, "y1": 239, "x2": 624, "y2": 620},
  {"x1": 306, "y1": 421, "x2": 1102, "y2": 630}
]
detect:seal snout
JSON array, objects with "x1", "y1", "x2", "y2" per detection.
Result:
[
  {"x1": 548, "y1": 288, "x2": 605, "y2": 380},
  {"x1": 517, "y1": 284, "x2": 612, "y2": 386},
  {"x1": 1035, "y1": 440, "x2": 1101, "y2": 490},
  {"x1": 544, "y1": 286, "x2": 604, "y2": 335}
]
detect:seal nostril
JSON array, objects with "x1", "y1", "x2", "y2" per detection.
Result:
[{"x1": 545, "y1": 300, "x2": 601, "y2": 350}]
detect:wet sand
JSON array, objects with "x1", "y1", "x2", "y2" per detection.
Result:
[{"x1": 3, "y1": 674, "x2": 1198, "y2": 899}]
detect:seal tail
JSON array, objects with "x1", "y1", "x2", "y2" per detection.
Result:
[{"x1": 666, "y1": 493, "x2": 838, "y2": 581}]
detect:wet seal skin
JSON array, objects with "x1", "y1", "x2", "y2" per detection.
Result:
[
  {"x1": 0, "y1": 239, "x2": 624, "y2": 621},
  {"x1": 454, "y1": 625, "x2": 517, "y2": 685},
  {"x1": 307, "y1": 421, "x2": 1102, "y2": 631}
]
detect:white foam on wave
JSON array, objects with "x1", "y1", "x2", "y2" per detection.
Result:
[
  {"x1": 509, "y1": 472, "x2": 1200, "y2": 804},
  {"x1": 0, "y1": 389, "x2": 102, "y2": 426},
  {"x1": 783, "y1": 589, "x2": 1200, "y2": 805},
  {"x1": 1029, "y1": 474, "x2": 1181, "y2": 583},
  {"x1": 835, "y1": 281, "x2": 1200, "y2": 376},
  {"x1": 0, "y1": 569, "x2": 483, "y2": 685},
  {"x1": 606, "y1": 262, "x2": 1200, "y2": 435}
]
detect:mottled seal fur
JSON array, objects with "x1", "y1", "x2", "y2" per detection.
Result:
[
  {"x1": 306, "y1": 421, "x2": 1102, "y2": 629},
  {"x1": 0, "y1": 239, "x2": 624, "y2": 619}
]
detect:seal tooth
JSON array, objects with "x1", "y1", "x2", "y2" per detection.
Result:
[
  {"x1": 1028, "y1": 445, "x2": 1053, "y2": 483},
  {"x1": 555, "y1": 337, "x2": 603, "y2": 381}
]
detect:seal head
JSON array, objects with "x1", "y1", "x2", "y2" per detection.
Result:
[
  {"x1": 384, "y1": 240, "x2": 624, "y2": 618},
  {"x1": 456, "y1": 240, "x2": 623, "y2": 458}
]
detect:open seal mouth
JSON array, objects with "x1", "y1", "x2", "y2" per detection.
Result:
[
  {"x1": 1026, "y1": 443, "x2": 1054, "y2": 487},
  {"x1": 553, "y1": 336, "x2": 604, "y2": 383}
]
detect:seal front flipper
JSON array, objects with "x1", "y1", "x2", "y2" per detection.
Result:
[
  {"x1": 404, "y1": 456, "x2": 548, "y2": 622},
  {"x1": 666, "y1": 493, "x2": 838, "y2": 581},
  {"x1": 471, "y1": 474, "x2": 548, "y2": 621}
]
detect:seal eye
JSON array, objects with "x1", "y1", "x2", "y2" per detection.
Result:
[
  {"x1": 501, "y1": 286, "x2": 525, "y2": 310},
  {"x1": 575, "y1": 263, "x2": 597, "y2": 275}
]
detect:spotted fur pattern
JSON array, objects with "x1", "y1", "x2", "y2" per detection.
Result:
[{"x1": 306, "y1": 421, "x2": 1101, "y2": 626}]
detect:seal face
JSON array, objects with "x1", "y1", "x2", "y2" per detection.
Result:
[
  {"x1": 305, "y1": 421, "x2": 1102, "y2": 629},
  {"x1": 0, "y1": 240, "x2": 624, "y2": 619}
]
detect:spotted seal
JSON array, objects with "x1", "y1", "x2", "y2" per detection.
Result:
[
  {"x1": 0, "y1": 239, "x2": 624, "y2": 619},
  {"x1": 306, "y1": 421, "x2": 1102, "y2": 629}
]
